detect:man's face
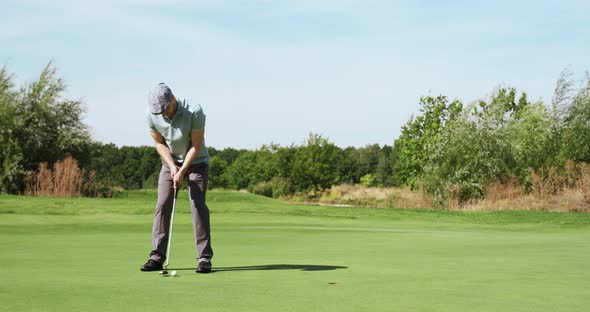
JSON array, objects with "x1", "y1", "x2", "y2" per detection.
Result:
[{"x1": 163, "y1": 96, "x2": 176, "y2": 118}]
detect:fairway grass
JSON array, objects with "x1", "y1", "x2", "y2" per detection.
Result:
[{"x1": 1, "y1": 191, "x2": 589, "y2": 312}]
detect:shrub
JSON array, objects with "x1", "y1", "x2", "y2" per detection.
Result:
[
  {"x1": 269, "y1": 177, "x2": 292, "y2": 198},
  {"x1": 142, "y1": 171, "x2": 159, "y2": 189},
  {"x1": 359, "y1": 174, "x2": 376, "y2": 187},
  {"x1": 249, "y1": 177, "x2": 292, "y2": 199},
  {"x1": 424, "y1": 115, "x2": 513, "y2": 207},
  {"x1": 250, "y1": 181, "x2": 273, "y2": 198}
]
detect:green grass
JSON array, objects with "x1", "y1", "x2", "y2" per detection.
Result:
[{"x1": 1, "y1": 190, "x2": 589, "y2": 311}]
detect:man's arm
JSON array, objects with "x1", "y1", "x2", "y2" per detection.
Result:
[
  {"x1": 174, "y1": 128, "x2": 205, "y2": 186},
  {"x1": 150, "y1": 131, "x2": 179, "y2": 181}
]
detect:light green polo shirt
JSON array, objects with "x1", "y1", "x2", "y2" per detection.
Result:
[{"x1": 146, "y1": 99, "x2": 209, "y2": 165}]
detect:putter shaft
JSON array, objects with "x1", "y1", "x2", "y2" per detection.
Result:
[{"x1": 163, "y1": 185, "x2": 178, "y2": 271}]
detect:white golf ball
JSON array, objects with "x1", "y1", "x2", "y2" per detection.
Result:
[{"x1": 171, "y1": 270, "x2": 177, "y2": 276}]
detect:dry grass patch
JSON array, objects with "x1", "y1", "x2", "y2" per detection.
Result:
[
  {"x1": 317, "y1": 184, "x2": 432, "y2": 209},
  {"x1": 463, "y1": 162, "x2": 590, "y2": 212},
  {"x1": 24, "y1": 156, "x2": 122, "y2": 198},
  {"x1": 25, "y1": 157, "x2": 84, "y2": 197}
]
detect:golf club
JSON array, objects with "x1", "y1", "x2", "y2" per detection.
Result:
[{"x1": 160, "y1": 184, "x2": 178, "y2": 277}]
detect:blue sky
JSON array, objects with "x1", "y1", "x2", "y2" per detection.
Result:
[{"x1": 1, "y1": 0, "x2": 589, "y2": 149}]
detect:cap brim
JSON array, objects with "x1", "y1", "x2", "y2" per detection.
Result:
[{"x1": 150, "y1": 102, "x2": 168, "y2": 114}]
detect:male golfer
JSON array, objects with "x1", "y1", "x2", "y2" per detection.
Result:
[{"x1": 140, "y1": 83, "x2": 213, "y2": 273}]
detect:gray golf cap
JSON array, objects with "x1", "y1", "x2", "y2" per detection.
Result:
[{"x1": 148, "y1": 83, "x2": 173, "y2": 114}]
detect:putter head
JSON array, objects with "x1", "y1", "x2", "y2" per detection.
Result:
[{"x1": 159, "y1": 270, "x2": 169, "y2": 276}]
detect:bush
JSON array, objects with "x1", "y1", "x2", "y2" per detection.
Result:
[
  {"x1": 208, "y1": 156, "x2": 229, "y2": 189},
  {"x1": 392, "y1": 96, "x2": 463, "y2": 187},
  {"x1": 250, "y1": 177, "x2": 292, "y2": 199},
  {"x1": 561, "y1": 77, "x2": 590, "y2": 163},
  {"x1": 142, "y1": 171, "x2": 159, "y2": 189},
  {"x1": 269, "y1": 177, "x2": 292, "y2": 198},
  {"x1": 424, "y1": 116, "x2": 513, "y2": 207},
  {"x1": 250, "y1": 181, "x2": 273, "y2": 198},
  {"x1": 507, "y1": 101, "x2": 557, "y2": 183},
  {"x1": 360, "y1": 174, "x2": 376, "y2": 187}
]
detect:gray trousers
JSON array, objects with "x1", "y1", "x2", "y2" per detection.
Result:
[{"x1": 149, "y1": 162, "x2": 213, "y2": 263}]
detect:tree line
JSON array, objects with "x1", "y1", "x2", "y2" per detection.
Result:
[
  {"x1": 1, "y1": 64, "x2": 588, "y2": 207},
  {"x1": 394, "y1": 78, "x2": 590, "y2": 206},
  {"x1": 0, "y1": 63, "x2": 397, "y2": 196}
]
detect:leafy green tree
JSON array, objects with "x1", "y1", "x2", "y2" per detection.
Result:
[
  {"x1": 561, "y1": 76, "x2": 590, "y2": 163},
  {"x1": 0, "y1": 63, "x2": 91, "y2": 193},
  {"x1": 116, "y1": 146, "x2": 159, "y2": 189},
  {"x1": 424, "y1": 88, "x2": 530, "y2": 206},
  {"x1": 353, "y1": 144, "x2": 381, "y2": 180},
  {"x1": 392, "y1": 95, "x2": 463, "y2": 187},
  {"x1": 424, "y1": 116, "x2": 513, "y2": 206},
  {"x1": 137, "y1": 146, "x2": 161, "y2": 186},
  {"x1": 211, "y1": 147, "x2": 243, "y2": 165},
  {"x1": 538, "y1": 70, "x2": 590, "y2": 167},
  {"x1": 360, "y1": 173, "x2": 376, "y2": 187},
  {"x1": 388, "y1": 144, "x2": 402, "y2": 186},
  {"x1": 208, "y1": 147, "x2": 245, "y2": 189},
  {"x1": 224, "y1": 145, "x2": 280, "y2": 190},
  {"x1": 0, "y1": 67, "x2": 22, "y2": 193},
  {"x1": 290, "y1": 133, "x2": 343, "y2": 192},
  {"x1": 85, "y1": 142, "x2": 125, "y2": 187},
  {"x1": 338, "y1": 146, "x2": 359, "y2": 184},
  {"x1": 506, "y1": 101, "x2": 556, "y2": 183},
  {"x1": 375, "y1": 145, "x2": 393, "y2": 186},
  {"x1": 474, "y1": 88, "x2": 529, "y2": 123},
  {"x1": 13, "y1": 63, "x2": 91, "y2": 173},
  {"x1": 208, "y1": 156, "x2": 229, "y2": 189}
]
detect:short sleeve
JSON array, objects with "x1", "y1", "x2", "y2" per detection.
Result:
[
  {"x1": 146, "y1": 110, "x2": 158, "y2": 133},
  {"x1": 192, "y1": 106, "x2": 206, "y2": 130}
]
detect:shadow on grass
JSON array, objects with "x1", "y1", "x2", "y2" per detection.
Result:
[{"x1": 173, "y1": 264, "x2": 347, "y2": 272}]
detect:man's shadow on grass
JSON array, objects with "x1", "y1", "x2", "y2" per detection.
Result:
[{"x1": 175, "y1": 264, "x2": 347, "y2": 272}]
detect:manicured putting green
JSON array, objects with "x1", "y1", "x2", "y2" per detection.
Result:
[{"x1": 1, "y1": 191, "x2": 589, "y2": 311}]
